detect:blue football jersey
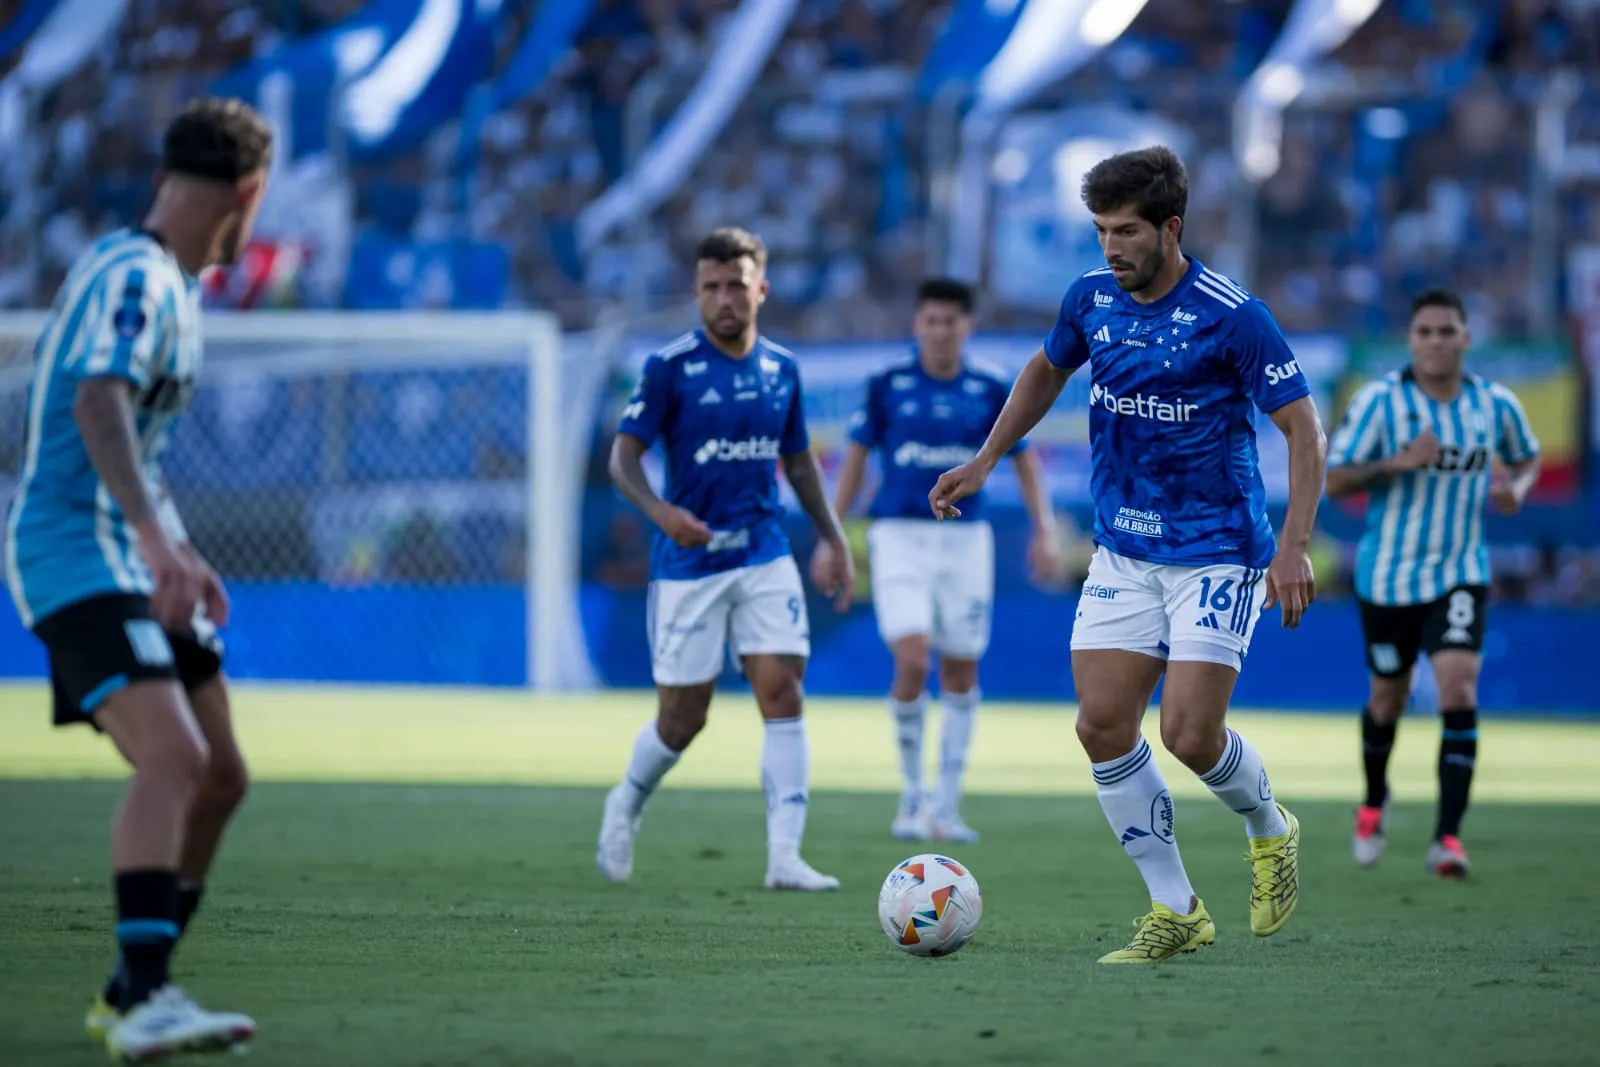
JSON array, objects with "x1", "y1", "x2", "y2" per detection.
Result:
[
  {"x1": 847, "y1": 354, "x2": 1025, "y2": 522},
  {"x1": 617, "y1": 331, "x2": 810, "y2": 580},
  {"x1": 5, "y1": 229, "x2": 204, "y2": 628},
  {"x1": 1043, "y1": 257, "x2": 1310, "y2": 568}
]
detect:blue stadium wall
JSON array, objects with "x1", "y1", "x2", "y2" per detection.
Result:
[{"x1": 1, "y1": 552, "x2": 1593, "y2": 715}]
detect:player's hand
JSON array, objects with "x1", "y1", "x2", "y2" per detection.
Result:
[
  {"x1": 810, "y1": 536, "x2": 855, "y2": 612},
  {"x1": 1027, "y1": 531, "x2": 1067, "y2": 588},
  {"x1": 1391, "y1": 429, "x2": 1441, "y2": 471},
  {"x1": 184, "y1": 544, "x2": 231, "y2": 628},
  {"x1": 651, "y1": 504, "x2": 714, "y2": 548},
  {"x1": 1262, "y1": 548, "x2": 1315, "y2": 630},
  {"x1": 1489, "y1": 474, "x2": 1523, "y2": 515},
  {"x1": 138, "y1": 525, "x2": 206, "y2": 632},
  {"x1": 929, "y1": 457, "x2": 995, "y2": 520}
]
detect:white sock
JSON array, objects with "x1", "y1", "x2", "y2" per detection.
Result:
[
  {"x1": 762, "y1": 717, "x2": 810, "y2": 862},
  {"x1": 1092, "y1": 737, "x2": 1197, "y2": 914},
  {"x1": 1198, "y1": 727, "x2": 1287, "y2": 838},
  {"x1": 937, "y1": 688, "x2": 979, "y2": 820},
  {"x1": 618, "y1": 721, "x2": 680, "y2": 817},
  {"x1": 889, "y1": 693, "x2": 926, "y2": 798}
]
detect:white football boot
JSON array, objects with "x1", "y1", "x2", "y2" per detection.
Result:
[
  {"x1": 596, "y1": 784, "x2": 641, "y2": 884},
  {"x1": 932, "y1": 813, "x2": 980, "y2": 845},
  {"x1": 764, "y1": 854, "x2": 840, "y2": 891},
  {"x1": 104, "y1": 985, "x2": 254, "y2": 1062},
  {"x1": 891, "y1": 791, "x2": 932, "y2": 841}
]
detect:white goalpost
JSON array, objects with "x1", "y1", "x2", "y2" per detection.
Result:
[{"x1": 0, "y1": 309, "x2": 608, "y2": 691}]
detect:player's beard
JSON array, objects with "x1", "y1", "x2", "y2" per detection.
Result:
[
  {"x1": 703, "y1": 311, "x2": 749, "y2": 345},
  {"x1": 1114, "y1": 243, "x2": 1165, "y2": 293}
]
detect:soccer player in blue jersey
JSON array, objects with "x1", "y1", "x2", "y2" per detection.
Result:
[
  {"x1": 827, "y1": 278, "x2": 1063, "y2": 843},
  {"x1": 3, "y1": 99, "x2": 270, "y2": 1059},
  {"x1": 929, "y1": 146, "x2": 1326, "y2": 963},
  {"x1": 1326, "y1": 288, "x2": 1540, "y2": 878},
  {"x1": 597, "y1": 227, "x2": 855, "y2": 891}
]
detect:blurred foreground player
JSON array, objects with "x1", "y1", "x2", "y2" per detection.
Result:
[
  {"x1": 2, "y1": 98, "x2": 272, "y2": 1061},
  {"x1": 597, "y1": 227, "x2": 855, "y2": 890},
  {"x1": 929, "y1": 146, "x2": 1326, "y2": 962},
  {"x1": 826, "y1": 278, "x2": 1064, "y2": 843},
  {"x1": 1325, "y1": 288, "x2": 1540, "y2": 877}
]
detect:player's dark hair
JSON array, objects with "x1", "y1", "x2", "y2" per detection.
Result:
[
  {"x1": 1081, "y1": 146, "x2": 1188, "y2": 237},
  {"x1": 162, "y1": 98, "x2": 274, "y2": 184},
  {"x1": 694, "y1": 227, "x2": 768, "y2": 271},
  {"x1": 1410, "y1": 288, "x2": 1467, "y2": 323},
  {"x1": 915, "y1": 278, "x2": 976, "y2": 315}
]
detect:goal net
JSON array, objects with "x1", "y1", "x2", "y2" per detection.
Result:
[{"x1": 0, "y1": 310, "x2": 608, "y2": 691}]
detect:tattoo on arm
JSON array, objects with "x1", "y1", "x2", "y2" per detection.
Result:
[
  {"x1": 73, "y1": 378, "x2": 156, "y2": 529},
  {"x1": 783, "y1": 450, "x2": 846, "y2": 543}
]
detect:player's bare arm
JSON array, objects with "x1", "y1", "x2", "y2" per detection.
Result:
[
  {"x1": 1491, "y1": 455, "x2": 1541, "y2": 515},
  {"x1": 930, "y1": 349, "x2": 1071, "y2": 519},
  {"x1": 831, "y1": 442, "x2": 871, "y2": 518},
  {"x1": 785, "y1": 449, "x2": 854, "y2": 610},
  {"x1": 1325, "y1": 430, "x2": 1440, "y2": 497},
  {"x1": 608, "y1": 431, "x2": 712, "y2": 547},
  {"x1": 1262, "y1": 395, "x2": 1326, "y2": 629},
  {"x1": 1010, "y1": 448, "x2": 1065, "y2": 584},
  {"x1": 74, "y1": 377, "x2": 204, "y2": 629}
]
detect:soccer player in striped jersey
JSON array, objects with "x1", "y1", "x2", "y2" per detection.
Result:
[
  {"x1": 1325, "y1": 288, "x2": 1540, "y2": 878},
  {"x1": 930, "y1": 147, "x2": 1324, "y2": 963},
  {"x1": 3, "y1": 99, "x2": 272, "y2": 1061}
]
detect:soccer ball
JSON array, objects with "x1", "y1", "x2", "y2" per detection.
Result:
[{"x1": 877, "y1": 853, "x2": 983, "y2": 957}]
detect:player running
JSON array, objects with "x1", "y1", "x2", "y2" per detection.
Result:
[
  {"x1": 1325, "y1": 288, "x2": 1539, "y2": 878},
  {"x1": 597, "y1": 227, "x2": 855, "y2": 892},
  {"x1": 928, "y1": 146, "x2": 1325, "y2": 963},
  {"x1": 824, "y1": 278, "x2": 1064, "y2": 843},
  {"x1": 3, "y1": 99, "x2": 272, "y2": 1059}
]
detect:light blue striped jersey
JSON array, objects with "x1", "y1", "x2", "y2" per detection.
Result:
[
  {"x1": 4, "y1": 229, "x2": 204, "y2": 627},
  {"x1": 1328, "y1": 368, "x2": 1539, "y2": 606}
]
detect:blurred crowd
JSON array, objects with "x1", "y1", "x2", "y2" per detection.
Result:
[{"x1": 1, "y1": 0, "x2": 1596, "y2": 337}]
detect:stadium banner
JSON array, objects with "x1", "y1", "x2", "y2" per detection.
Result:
[
  {"x1": 1337, "y1": 337, "x2": 1582, "y2": 503},
  {"x1": 613, "y1": 331, "x2": 1348, "y2": 507}
]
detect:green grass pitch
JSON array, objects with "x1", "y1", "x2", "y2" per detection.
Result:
[{"x1": 1, "y1": 684, "x2": 1598, "y2": 1067}]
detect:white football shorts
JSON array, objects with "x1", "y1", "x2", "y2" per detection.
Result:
[
  {"x1": 646, "y1": 555, "x2": 810, "y2": 686},
  {"x1": 867, "y1": 518, "x2": 994, "y2": 659},
  {"x1": 1070, "y1": 547, "x2": 1268, "y2": 671}
]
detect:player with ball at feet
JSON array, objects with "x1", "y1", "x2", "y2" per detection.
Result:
[
  {"x1": 928, "y1": 146, "x2": 1326, "y2": 963},
  {"x1": 597, "y1": 227, "x2": 854, "y2": 892}
]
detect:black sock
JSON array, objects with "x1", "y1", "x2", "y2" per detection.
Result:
[
  {"x1": 1436, "y1": 708, "x2": 1478, "y2": 839},
  {"x1": 113, "y1": 870, "x2": 179, "y2": 1008},
  {"x1": 178, "y1": 884, "x2": 205, "y2": 933},
  {"x1": 106, "y1": 882, "x2": 204, "y2": 1008},
  {"x1": 1360, "y1": 707, "x2": 1397, "y2": 809}
]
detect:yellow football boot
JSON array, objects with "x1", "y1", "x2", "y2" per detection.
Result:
[
  {"x1": 1098, "y1": 898, "x2": 1216, "y2": 964},
  {"x1": 1249, "y1": 803, "x2": 1300, "y2": 937}
]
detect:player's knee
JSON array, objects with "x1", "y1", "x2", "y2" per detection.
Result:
[
  {"x1": 1366, "y1": 678, "x2": 1409, "y2": 723},
  {"x1": 1159, "y1": 719, "x2": 1225, "y2": 773},
  {"x1": 753, "y1": 669, "x2": 804, "y2": 719},
  {"x1": 200, "y1": 750, "x2": 250, "y2": 814},
  {"x1": 938, "y1": 657, "x2": 978, "y2": 695},
  {"x1": 1074, "y1": 709, "x2": 1140, "y2": 764},
  {"x1": 145, "y1": 730, "x2": 211, "y2": 797},
  {"x1": 657, "y1": 685, "x2": 713, "y2": 749},
  {"x1": 890, "y1": 637, "x2": 931, "y2": 695},
  {"x1": 1430, "y1": 654, "x2": 1480, "y2": 709}
]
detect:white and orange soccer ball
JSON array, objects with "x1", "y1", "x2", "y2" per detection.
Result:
[{"x1": 877, "y1": 853, "x2": 983, "y2": 957}]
